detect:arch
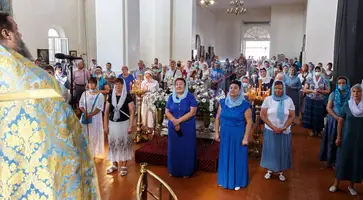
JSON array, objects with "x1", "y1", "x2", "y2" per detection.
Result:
[
  {"x1": 242, "y1": 26, "x2": 271, "y2": 59},
  {"x1": 243, "y1": 26, "x2": 270, "y2": 41},
  {"x1": 48, "y1": 28, "x2": 59, "y2": 37}
]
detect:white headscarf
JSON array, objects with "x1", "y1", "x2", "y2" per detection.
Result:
[
  {"x1": 111, "y1": 80, "x2": 127, "y2": 121},
  {"x1": 348, "y1": 83, "x2": 363, "y2": 117}
]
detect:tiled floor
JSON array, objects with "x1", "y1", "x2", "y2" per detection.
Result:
[{"x1": 96, "y1": 126, "x2": 362, "y2": 200}]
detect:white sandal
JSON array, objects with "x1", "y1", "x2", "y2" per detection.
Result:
[
  {"x1": 329, "y1": 186, "x2": 337, "y2": 192},
  {"x1": 264, "y1": 171, "x2": 272, "y2": 180},
  {"x1": 106, "y1": 165, "x2": 117, "y2": 174},
  {"x1": 120, "y1": 167, "x2": 128, "y2": 176},
  {"x1": 279, "y1": 173, "x2": 286, "y2": 182},
  {"x1": 348, "y1": 186, "x2": 357, "y2": 196}
]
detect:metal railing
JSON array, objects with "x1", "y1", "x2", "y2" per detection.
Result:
[{"x1": 136, "y1": 163, "x2": 178, "y2": 200}]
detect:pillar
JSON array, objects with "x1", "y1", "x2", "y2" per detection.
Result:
[
  {"x1": 171, "y1": 0, "x2": 196, "y2": 62},
  {"x1": 304, "y1": 0, "x2": 338, "y2": 64}
]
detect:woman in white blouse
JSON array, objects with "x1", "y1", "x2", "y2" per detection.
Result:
[
  {"x1": 141, "y1": 71, "x2": 159, "y2": 133},
  {"x1": 260, "y1": 80, "x2": 295, "y2": 182}
]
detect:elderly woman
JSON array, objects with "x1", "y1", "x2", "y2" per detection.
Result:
[
  {"x1": 165, "y1": 78, "x2": 198, "y2": 177},
  {"x1": 79, "y1": 77, "x2": 105, "y2": 157},
  {"x1": 141, "y1": 71, "x2": 159, "y2": 133},
  {"x1": 260, "y1": 81, "x2": 295, "y2": 181},
  {"x1": 319, "y1": 77, "x2": 350, "y2": 168},
  {"x1": 302, "y1": 66, "x2": 331, "y2": 136},
  {"x1": 285, "y1": 66, "x2": 302, "y2": 122},
  {"x1": 215, "y1": 80, "x2": 253, "y2": 190},
  {"x1": 93, "y1": 66, "x2": 111, "y2": 95},
  {"x1": 329, "y1": 84, "x2": 363, "y2": 196},
  {"x1": 104, "y1": 78, "x2": 135, "y2": 176}
]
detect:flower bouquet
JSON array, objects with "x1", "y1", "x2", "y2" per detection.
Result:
[{"x1": 188, "y1": 79, "x2": 204, "y2": 94}]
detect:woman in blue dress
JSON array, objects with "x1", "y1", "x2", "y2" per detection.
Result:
[
  {"x1": 319, "y1": 76, "x2": 350, "y2": 168},
  {"x1": 285, "y1": 66, "x2": 302, "y2": 122},
  {"x1": 215, "y1": 80, "x2": 253, "y2": 190},
  {"x1": 260, "y1": 81, "x2": 295, "y2": 181},
  {"x1": 329, "y1": 84, "x2": 363, "y2": 196},
  {"x1": 165, "y1": 77, "x2": 198, "y2": 177}
]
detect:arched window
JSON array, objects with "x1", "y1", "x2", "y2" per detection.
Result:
[
  {"x1": 48, "y1": 28, "x2": 69, "y2": 63},
  {"x1": 242, "y1": 26, "x2": 270, "y2": 59}
]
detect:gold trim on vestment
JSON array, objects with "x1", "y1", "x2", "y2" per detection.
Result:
[{"x1": 0, "y1": 89, "x2": 61, "y2": 102}]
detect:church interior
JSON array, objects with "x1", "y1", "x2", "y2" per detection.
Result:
[{"x1": 2, "y1": 0, "x2": 363, "y2": 199}]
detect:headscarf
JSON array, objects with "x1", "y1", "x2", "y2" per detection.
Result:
[
  {"x1": 334, "y1": 76, "x2": 350, "y2": 110},
  {"x1": 312, "y1": 66, "x2": 322, "y2": 89},
  {"x1": 172, "y1": 78, "x2": 189, "y2": 103},
  {"x1": 144, "y1": 70, "x2": 153, "y2": 78},
  {"x1": 213, "y1": 61, "x2": 223, "y2": 74},
  {"x1": 272, "y1": 80, "x2": 289, "y2": 124},
  {"x1": 111, "y1": 80, "x2": 127, "y2": 121},
  {"x1": 225, "y1": 82, "x2": 245, "y2": 108},
  {"x1": 348, "y1": 83, "x2": 363, "y2": 117},
  {"x1": 259, "y1": 67, "x2": 272, "y2": 84},
  {"x1": 93, "y1": 67, "x2": 107, "y2": 90}
]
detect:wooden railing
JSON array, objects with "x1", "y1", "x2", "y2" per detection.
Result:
[{"x1": 136, "y1": 163, "x2": 178, "y2": 200}]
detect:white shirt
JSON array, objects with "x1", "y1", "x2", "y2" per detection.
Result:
[{"x1": 261, "y1": 96, "x2": 295, "y2": 134}]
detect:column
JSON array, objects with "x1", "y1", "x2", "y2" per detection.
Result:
[
  {"x1": 95, "y1": 0, "x2": 126, "y2": 72},
  {"x1": 125, "y1": 0, "x2": 140, "y2": 70},
  {"x1": 171, "y1": 0, "x2": 196, "y2": 62},
  {"x1": 139, "y1": 0, "x2": 156, "y2": 66},
  {"x1": 304, "y1": 0, "x2": 338, "y2": 64}
]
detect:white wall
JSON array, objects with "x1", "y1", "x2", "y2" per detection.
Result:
[
  {"x1": 139, "y1": 0, "x2": 155, "y2": 66},
  {"x1": 215, "y1": 7, "x2": 271, "y2": 60},
  {"x1": 195, "y1": 5, "x2": 216, "y2": 48},
  {"x1": 95, "y1": 0, "x2": 125, "y2": 70},
  {"x1": 305, "y1": 0, "x2": 338, "y2": 65},
  {"x1": 13, "y1": 0, "x2": 79, "y2": 60},
  {"x1": 12, "y1": 0, "x2": 96, "y2": 66},
  {"x1": 270, "y1": 4, "x2": 305, "y2": 59}
]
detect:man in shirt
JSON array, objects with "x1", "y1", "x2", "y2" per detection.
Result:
[
  {"x1": 165, "y1": 60, "x2": 182, "y2": 89},
  {"x1": 133, "y1": 60, "x2": 146, "y2": 79},
  {"x1": 71, "y1": 59, "x2": 91, "y2": 107}
]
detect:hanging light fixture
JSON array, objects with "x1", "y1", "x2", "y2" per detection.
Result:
[
  {"x1": 227, "y1": 0, "x2": 247, "y2": 15},
  {"x1": 200, "y1": 0, "x2": 215, "y2": 7}
]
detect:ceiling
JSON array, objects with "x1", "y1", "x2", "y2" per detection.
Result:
[{"x1": 199, "y1": 0, "x2": 306, "y2": 9}]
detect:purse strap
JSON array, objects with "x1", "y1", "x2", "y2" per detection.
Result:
[{"x1": 90, "y1": 93, "x2": 100, "y2": 112}]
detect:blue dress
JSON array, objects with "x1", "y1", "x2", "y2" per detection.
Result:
[
  {"x1": 166, "y1": 93, "x2": 198, "y2": 177},
  {"x1": 285, "y1": 75, "x2": 302, "y2": 116},
  {"x1": 218, "y1": 99, "x2": 250, "y2": 189}
]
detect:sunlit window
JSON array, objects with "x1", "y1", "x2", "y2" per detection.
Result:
[{"x1": 48, "y1": 28, "x2": 69, "y2": 63}]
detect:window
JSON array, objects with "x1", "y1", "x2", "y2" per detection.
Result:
[
  {"x1": 48, "y1": 28, "x2": 69, "y2": 63},
  {"x1": 242, "y1": 26, "x2": 270, "y2": 59}
]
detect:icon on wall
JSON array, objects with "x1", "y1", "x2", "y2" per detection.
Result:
[
  {"x1": 69, "y1": 50, "x2": 77, "y2": 57},
  {"x1": 0, "y1": 0, "x2": 12, "y2": 15},
  {"x1": 37, "y1": 49, "x2": 49, "y2": 65}
]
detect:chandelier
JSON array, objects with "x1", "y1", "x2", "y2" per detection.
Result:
[
  {"x1": 227, "y1": 0, "x2": 247, "y2": 15},
  {"x1": 200, "y1": 0, "x2": 215, "y2": 6}
]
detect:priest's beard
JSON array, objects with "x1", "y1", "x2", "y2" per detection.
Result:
[{"x1": 16, "y1": 38, "x2": 33, "y2": 60}]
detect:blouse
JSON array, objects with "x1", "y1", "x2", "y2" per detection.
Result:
[
  {"x1": 261, "y1": 96, "x2": 295, "y2": 134},
  {"x1": 108, "y1": 93, "x2": 133, "y2": 122},
  {"x1": 305, "y1": 76, "x2": 329, "y2": 100}
]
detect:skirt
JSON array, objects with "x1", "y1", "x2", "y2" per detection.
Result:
[
  {"x1": 319, "y1": 115, "x2": 338, "y2": 165},
  {"x1": 260, "y1": 128, "x2": 292, "y2": 172},
  {"x1": 108, "y1": 120, "x2": 133, "y2": 162},
  {"x1": 299, "y1": 91, "x2": 306, "y2": 114},
  {"x1": 302, "y1": 97, "x2": 325, "y2": 133}
]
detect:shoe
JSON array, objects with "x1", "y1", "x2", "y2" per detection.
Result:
[
  {"x1": 309, "y1": 132, "x2": 315, "y2": 137},
  {"x1": 329, "y1": 186, "x2": 337, "y2": 192},
  {"x1": 279, "y1": 173, "x2": 286, "y2": 182},
  {"x1": 264, "y1": 171, "x2": 272, "y2": 180},
  {"x1": 234, "y1": 187, "x2": 240, "y2": 191},
  {"x1": 348, "y1": 186, "x2": 357, "y2": 196},
  {"x1": 106, "y1": 165, "x2": 117, "y2": 174},
  {"x1": 120, "y1": 167, "x2": 128, "y2": 176}
]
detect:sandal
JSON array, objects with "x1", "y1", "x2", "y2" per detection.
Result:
[
  {"x1": 279, "y1": 173, "x2": 286, "y2": 182},
  {"x1": 264, "y1": 171, "x2": 272, "y2": 180},
  {"x1": 348, "y1": 186, "x2": 357, "y2": 196},
  {"x1": 106, "y1": 165, "x2": 117, "y2": 174},
  {"x1": 120, "y1": 167, "x2": 128, "y2": 176}
]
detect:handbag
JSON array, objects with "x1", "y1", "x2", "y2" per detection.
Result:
[{"x1": 81, "y1": 93, "x2": 100, "y2": 124}]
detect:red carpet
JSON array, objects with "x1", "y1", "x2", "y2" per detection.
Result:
[{"x1": 135, "y1": 137, "x2": 220, "y2": 172}]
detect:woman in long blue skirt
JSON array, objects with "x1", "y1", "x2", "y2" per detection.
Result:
[{"x1": 215, "y1": 80, "x2": 253, "y2": 190}]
